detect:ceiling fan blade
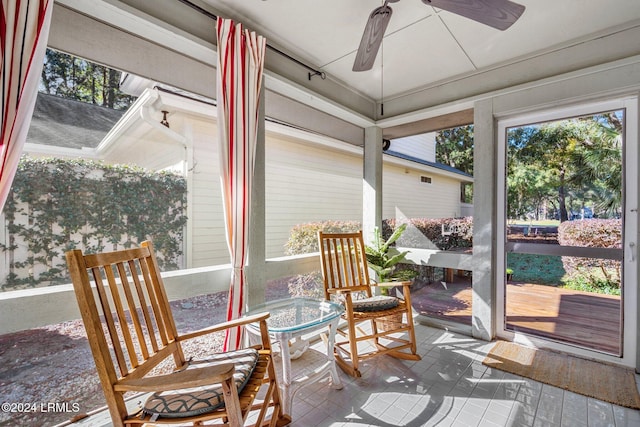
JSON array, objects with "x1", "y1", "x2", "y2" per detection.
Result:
[
  {"x1": 352, "y1": 5, "x2": 393, "y2": 72},
  {"x1": 422, "y1": 0, "x2": 525, "y2": 30}
]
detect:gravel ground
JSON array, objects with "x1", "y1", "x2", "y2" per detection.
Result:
[{"x1": 0, "y1": 282, "x2": 290, "y2": 427}]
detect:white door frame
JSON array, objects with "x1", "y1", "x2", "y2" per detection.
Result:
[{"x1": 496, "y1": 96, "x2": 638, "y2": 368}]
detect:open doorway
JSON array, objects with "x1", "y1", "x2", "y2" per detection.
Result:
[{"x1": 497, "y1": 98, "x2": 638, "y2": 365}]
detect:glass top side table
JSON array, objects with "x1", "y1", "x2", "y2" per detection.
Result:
[{"x1": 244, "y1": 298, "x2": 344, "y2": 413}]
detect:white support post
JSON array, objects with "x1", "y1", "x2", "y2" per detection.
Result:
[
  {"x1": 471, "y1": 99, "x2": 496, "y2": 341},
  {"x1": 363, "y1": 127, "x2": 383, "y2": 246}
]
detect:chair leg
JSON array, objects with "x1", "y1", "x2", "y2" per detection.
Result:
[
  {"x1": 370, "y1": 318, "x2": 380, "y2": 348},
  {"x1": 402, "y1": 288, "x2": 420, "y2": 357},
  {"x1": 334, "y1": 349, "x2": 361, "y2": 378},
  {"x1": 387, "y1": 348, "x2": 422, "y2": 361},
  {"x1": 258, "y1": 379, "x2": 290, "y2": 427},
  {"x1": 221, "y1": 378, "x2": 243, "y2": 427},
  {"x1": 332, "y1": 325, "x2": 362, "y2": 377},
  {"x1": 408, "y1": 321, "x2": 418, "y2": 356},
  {"x1": 348, "y1": 319, "x2": 362, "y2": 377}
]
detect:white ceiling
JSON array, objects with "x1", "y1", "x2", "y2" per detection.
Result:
[
  {"x1": 199, "y1": 0, "x2": 640, "y2": 102},
  {"x1": 52, "y1": 0, "x2": 640, "y2": 135}
]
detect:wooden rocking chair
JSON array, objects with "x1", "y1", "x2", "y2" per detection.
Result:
[
  {"x1": 65, "y1": 241, "x2": 290, "y2": 427},
  {"x1": 317, "y1": 231, "x2": 421, "y2": 378}
]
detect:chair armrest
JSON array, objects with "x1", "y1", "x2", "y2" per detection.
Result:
[
  {"x1": 114, "y1": 363, "x2": 235, "y2": 392},
  {"x1": 372, "y1": 281, "x2": 412, "y2": 288},
  {"x1": 178, "y1": 312, "x2": 270, "y2": 341},
  {"x1": 327, "y1": 285, "x2": 370, "y2": 294}
]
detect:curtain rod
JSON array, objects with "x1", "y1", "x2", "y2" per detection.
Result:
[{"x1": 176, "y1": 0, "x2": 325, "y2": 80}]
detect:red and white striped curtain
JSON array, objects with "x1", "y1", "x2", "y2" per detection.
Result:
[
  {"x1": 0, "y1": 0, "x2": 53, "y2": 211},
  {"x1": 216, "y1": 18, "x2": 266, "y2": 351}
]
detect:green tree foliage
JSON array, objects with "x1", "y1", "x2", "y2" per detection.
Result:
[
  {"x1": 1, "y1": 157, "x2": 188, "y2": 290},
  {"x1": 569, "y1": 113, "x2": 622, "y2": 216},
  {"x1": 558, "y1": 218, "x2": 622, "y2": 294},
  {"x1": 507, "y1": 114, "x2": 622, "y2": 222},
  {"x1": 40, "y1": 49, "x2": 135, "y2": 110},
  {"x1": 436, "y1": 125, "x2": 474, "y2": 175}
]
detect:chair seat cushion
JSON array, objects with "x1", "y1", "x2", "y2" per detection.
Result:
[
  {"x1": 142, "y1": 348, "x2": 259, "y2": 419},
  {"x1": 351, "y1": 295, "x2": 399, "y2": 312}
]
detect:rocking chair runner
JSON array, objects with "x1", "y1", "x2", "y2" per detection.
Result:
[
  {"x1": 65, "y1": 241, "x2": 290, "y2": 427},
  {"x1": 317, "y1": 230, "x2": 421, "y2": 378}
]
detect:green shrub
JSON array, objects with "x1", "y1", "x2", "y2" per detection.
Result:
[
  {"x1": 284, "y1": 220, "x2": 360, "y2": 255},
  {"x1": 284, "y1": 220, "x2": 360, "y2": 298},
  {"x1": 562, "y1": 276, "x2": 621, "y2": 296},
  {"x1": 557, "y1": 219, "x2": 621, "y2": 290},
  {"x1": 284, "y1": 217, "x2": 472, "y2": 296},
  {"x1": 558, "y1": 219, "x2": 621, "y2": 248},
  {"x1": 383, "y1": 217, "x2": 472, "y2": 250},
  {"x1": 1, "y1": 157, "x2": 187, "y2": 290},
  {"x1": 284, "y1": 217, "x2": 473, "y2": 256}
]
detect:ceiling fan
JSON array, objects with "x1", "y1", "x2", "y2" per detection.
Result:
[{"x1": 353, "y1": 0, "x2": 526, "y2": 72}]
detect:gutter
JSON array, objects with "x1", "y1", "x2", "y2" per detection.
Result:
[{"x1": 384, "y1": 150, "x2": 473, "y2": 181}]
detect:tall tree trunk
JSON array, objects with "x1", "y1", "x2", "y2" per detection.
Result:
[
  {"x1": 102, "y1": 68, "x2": 108, "y2": 107},
  {"x1": 89, "y1": 63, "x2": 96, "y2": 104},
  {"x1": 106, "y1": 69, "x2": 118, "y2": 108},
  {"x1": 71, "y1": 58, "x2": 77, "y2": 98},
  {"x1": 558, "y1": 169, "x2": 568, "y2": 222},
  {"x1": 40, "y1": 68, "x2": 51, "y2": 93}
]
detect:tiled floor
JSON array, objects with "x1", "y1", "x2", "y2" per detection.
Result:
[
  {"x1": 62, "y1": 322, "x2": 640, "y2": 427},
  {"x1": 283, "y1": 324, "x2": 640, "y2": 427}
]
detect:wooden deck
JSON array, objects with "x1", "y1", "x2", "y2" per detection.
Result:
[{"x1": 411, "y1": 277, "x2": 621, "y2": 355}]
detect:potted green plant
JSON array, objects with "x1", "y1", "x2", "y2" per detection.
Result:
[
  {"x1": 365, "y1": 223, "x2": 417, "y2": 295},
  {"x1": 506, "y1": 268, "x2": 514, "y2": 281}
]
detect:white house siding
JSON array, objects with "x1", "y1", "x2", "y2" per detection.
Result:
[
  {"x1": 389, "y1": 133, "x2": 436, "y2": 162},
  {"x1": 383, "y1": 162, "x2": 463, "y2": 221},
  {"x1": 263, "y1": 131, "x2": 468, "y2": 257},
  {"x1": 183, "y1": 117, "x2": 229, "y2": 268},
  {"x1": 3, "y1": 98, "x2": 470, "y2": 281},
  {"x1": 101, "y1": 113, "x2": 229, "y2": 269},
  {"x1": 265, "y1": 133, "x2": 363, "y2": 257}
]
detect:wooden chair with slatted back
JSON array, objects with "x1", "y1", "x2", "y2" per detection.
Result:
[
  {"x1": 317, "y1": 230, "x2": 421, "y2": 378},
  {"x1": 65, "y1": 240, "x2": 291, "y2": 427}
]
